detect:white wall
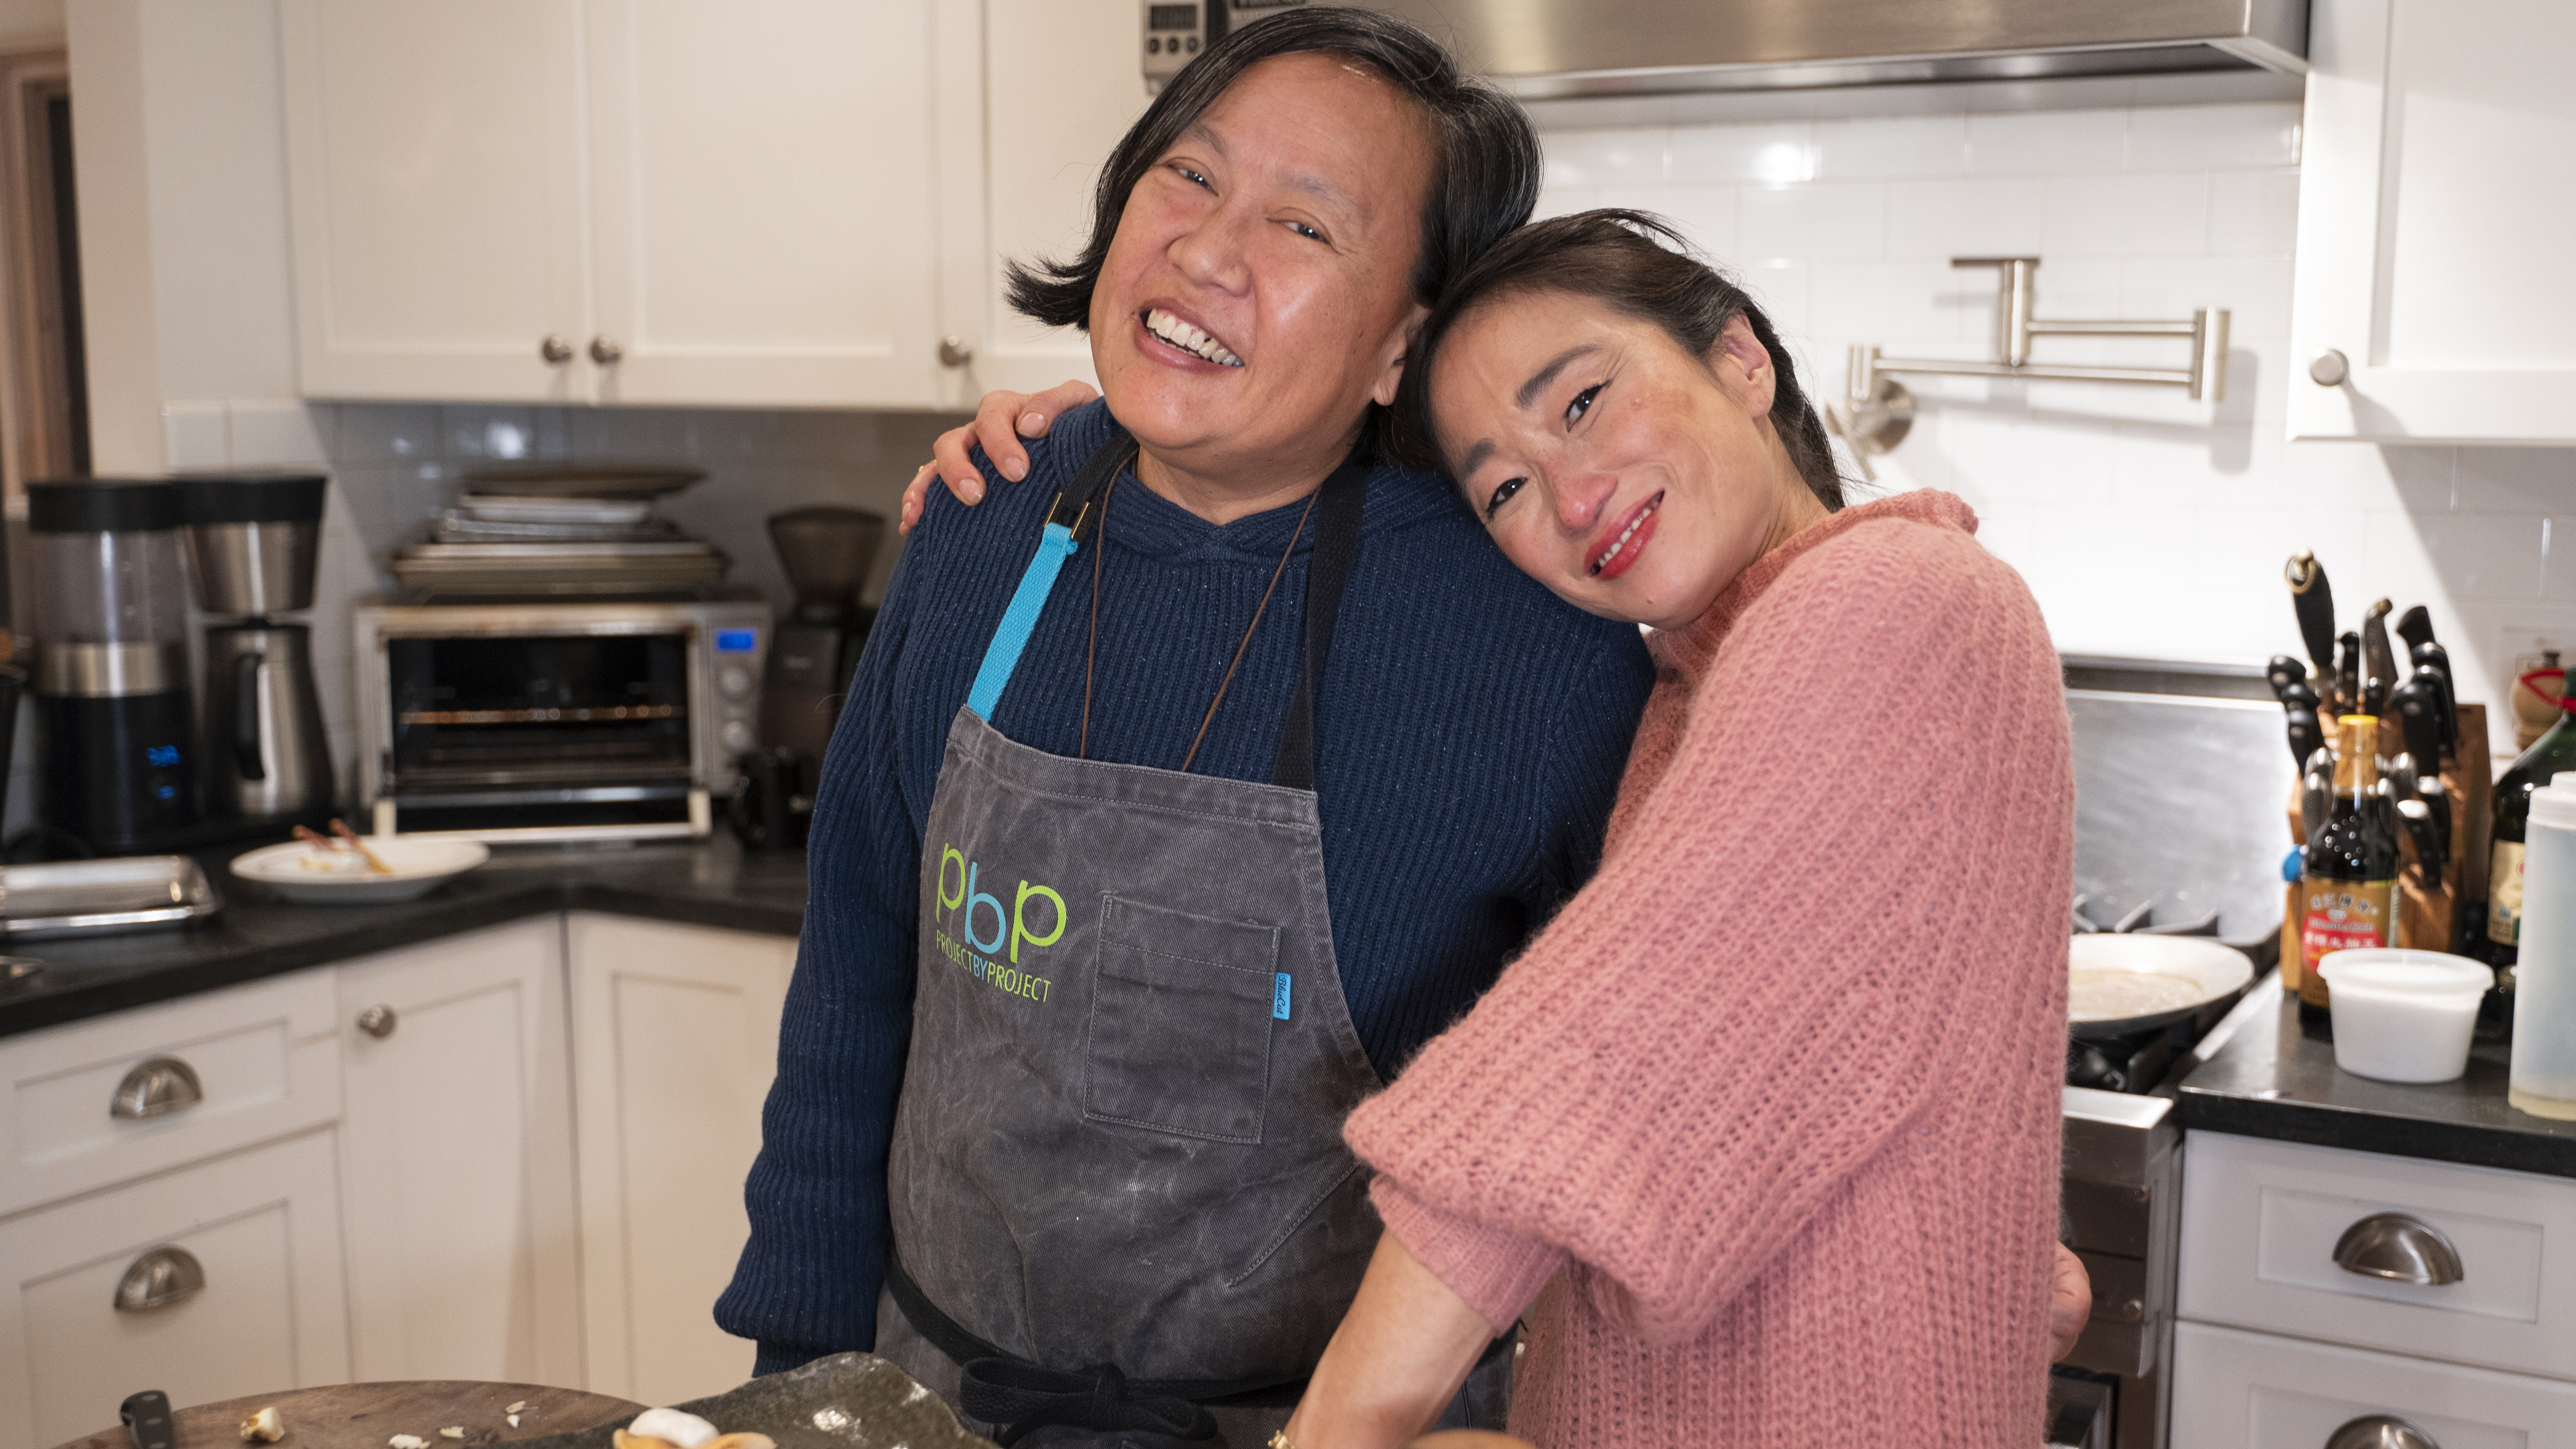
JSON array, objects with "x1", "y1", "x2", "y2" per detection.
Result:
[{"x1": 1535, "y1": 102, "x2": 2573, "y2": 759}]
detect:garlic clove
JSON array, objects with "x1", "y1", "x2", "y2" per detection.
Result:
[
  {"x1": 504, "y1": 1405, "x2": 526, "y2": 1416},
  {"x1": 626, "y1": 1411, "x2": 718, "y2": 1449},
  {"x1": 238, "y1": 1407, "x2": 284, "y2": 1443},
  {"x1": 391, "y1": 1436, "x2": 431, "y2": 1449}
]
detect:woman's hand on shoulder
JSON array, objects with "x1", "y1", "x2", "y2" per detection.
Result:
[{"x1": 899, "y1": 379, "x2": 1102, "y2": 535}]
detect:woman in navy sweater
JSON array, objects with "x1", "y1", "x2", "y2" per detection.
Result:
[{"x1": 715, "y1": 11, "x2": 1651, "y2": 1445}]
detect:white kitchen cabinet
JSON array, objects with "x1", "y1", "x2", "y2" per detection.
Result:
[
  {"x1": 0, "y1": 1129, "x2": 351, "y2": 1449},
  {"x1": 565, "y1": 912, "x2": 794, "y2": 1405},
  {"x1": 335, "y1": 919, "x2": 582, "y2": 1387},
  {"x1": 2174, "y1": 1320, "x2": 2576, "y2": 1449},
  {"x1": 2287, "y1": 0, "x2": 2576, "y2": 443},
  {"x1": 283, "y1": 0, "x2": 962, "y2": 408},
  {"x1": 0, "y1": 972, "x2": 340, "y2": 1220},
  {"x1": 933, "y1": 0, "x2": 1147, "y2": 399},
  {"x1": 278, "y1": 0, "x2": 592, "y2": 403}
]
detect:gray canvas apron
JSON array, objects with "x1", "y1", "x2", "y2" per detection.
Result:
[{"x1": 875, "y1": 432, "x2": 1508, "y2": 1447}]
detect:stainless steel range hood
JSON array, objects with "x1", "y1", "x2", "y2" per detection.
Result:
[{"x1": 1353, "y1": 0, "x2": 2307, "y2": 108}]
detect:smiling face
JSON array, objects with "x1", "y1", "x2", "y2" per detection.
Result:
[
  {"x1": 1088, "y1": 52, "x2": 1435, "y2": 502},
  {"x1": 1429, "y1": 289, "x2": 1828, "y2": 629}
]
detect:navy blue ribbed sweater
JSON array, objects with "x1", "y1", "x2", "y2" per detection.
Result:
[{"x1": 716, "y1": 401, "x2": 1654, "y2": 1372}]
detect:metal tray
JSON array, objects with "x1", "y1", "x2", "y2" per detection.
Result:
[
  {"x1": 391, "y1": 539, "x2": 730, "y2": 596},
  {"x1": 0, "y1": 855, "x2": 223, "y2": 938}
]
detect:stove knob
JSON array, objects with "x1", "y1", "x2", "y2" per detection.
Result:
[
  {"x1": 721, "y1": 719, "x2": 753, "y2": 753},
  {"x1": 719, "y1": 666, "x2": 755, "y2": 699}
]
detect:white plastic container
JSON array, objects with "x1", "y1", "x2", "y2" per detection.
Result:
[
  {"x1": 2317, "y1": 950, "x2": 2493, "y2": 1084},
  {"x1": 2511, "y1": 781, "x2": 2576, "y2": 1117}
]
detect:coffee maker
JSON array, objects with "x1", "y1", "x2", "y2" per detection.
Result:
[
  {"x1": 759, "y1": 507, "x2": 886, "y2": 760},
  {"x1": 179, "y1": 473, "x2": 334, "y2": 834},
  {"x1": 27, "y1": 479, "x2": 201, "y2": 853}
]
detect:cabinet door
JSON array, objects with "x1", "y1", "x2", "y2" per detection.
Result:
[
  {"x1": 0, "y1": 1130, "x2": 350, "y2": 1449},
  {"x1": 566, "y1": 913, "x2": 794, "y2": 1404},
  {"x1": 279, "y1": 0, "x2": 594, "y2": 401},
  {"x1": 337, "y1": 918, "x2": 580, "y2": 1387},
  {"x1": 584, "y1": 0, "x2": 946, "y2": 408},
  {"x1": 2287, "y1": 0, "x2": 2576, "y2": 442},
  {"x1": 933, "y1": 0, "x2": 1148, "y2": 400},
  {"x1": 2174, "y1": 1320, "x2": 2576, "y2": 1449}
]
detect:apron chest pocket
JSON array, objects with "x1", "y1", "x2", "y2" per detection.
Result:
[{"x1": 1082, "y1": 895, "x2": 1282, "y2": 1144}]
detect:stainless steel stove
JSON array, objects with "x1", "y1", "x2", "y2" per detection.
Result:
[{"x1": 2048, "y1": 658, "x2": 2296, "y2": 1449}]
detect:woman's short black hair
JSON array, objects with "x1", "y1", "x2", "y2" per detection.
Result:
[
  {"x1": 1006, "y1": 7, "x2": 1539, "y2": 331},
  {"x1": 1393, "y1": 209, "x2": 1847, "y2": 511}
]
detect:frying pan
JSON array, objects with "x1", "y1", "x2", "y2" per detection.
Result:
[{"x1": 2068, "y1": 933, "x2": 2256, "y2": 1041}]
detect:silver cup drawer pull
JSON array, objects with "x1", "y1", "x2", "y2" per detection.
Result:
[
  {"x1": 2333, "y1": 1211, "x2": 2464, "y2": 1286},
  {"x1": 110, "y1": 1056, "x2": 204, "y2": 1120},
  {"x1": 113, "y1": 1245, "x2": 206, "y2": 1313},
  {"x1": 2326, "y1": 1413, "x2": 2439, "y2": 1449}
]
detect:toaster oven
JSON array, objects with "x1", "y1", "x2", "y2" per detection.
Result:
[{"x1": 354, "y1": 596, "x2": 769, "y2": 842}]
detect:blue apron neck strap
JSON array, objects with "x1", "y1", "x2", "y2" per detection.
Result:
[{"x1": 964, "y1": 430, "x2": 1136, "y2": 720}]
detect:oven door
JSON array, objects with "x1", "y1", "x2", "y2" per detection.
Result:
[{"x1": 378, "y1": 629, "x2": 705, "y2": 837}]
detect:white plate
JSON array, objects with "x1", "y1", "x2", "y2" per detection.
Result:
[{"x1": 230, "y1": 837, "x2": 491, "y2": 904}]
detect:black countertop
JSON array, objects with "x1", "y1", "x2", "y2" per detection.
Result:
[
  {"x1": 0, "y1": 838, "x2": 809, "y2": 1041},
  {"x1": 2175, "y1": 980, "x2": 2576, "y2": 1179}
]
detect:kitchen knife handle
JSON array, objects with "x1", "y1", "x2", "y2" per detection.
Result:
[
  {"x1": 120, "y1": 1392, "x2": 175, "y2": 1449},
  {"x1": 2392, "y1": 603, "x2": 2434, "y2": 654},
  {"x1": 2287, "y1": 707, "x2": 2323, "y2": 769}
]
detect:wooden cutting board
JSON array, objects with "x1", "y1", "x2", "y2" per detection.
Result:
[{"x1": 47, "y1": 1381, "x2": 643, "y2": 1449}]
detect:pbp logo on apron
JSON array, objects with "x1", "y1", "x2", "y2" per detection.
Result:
[{"x1": 932, "y1": 844, "x2": 1066, "y2": 1003}]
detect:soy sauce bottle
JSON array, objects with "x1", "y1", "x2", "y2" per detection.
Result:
[{"x1": 2299, "y1": 713, "x2": 2401, "y2": 1027}]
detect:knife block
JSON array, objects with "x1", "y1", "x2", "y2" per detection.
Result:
[{"x1": 2282, "y1": 702, "x2": 2492, "y2": 971}]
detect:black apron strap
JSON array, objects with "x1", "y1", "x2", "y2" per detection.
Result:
[
  {"x1": 887, "y1": 1256, "x2": 1301, "y2": 1444},
  {"x1": 887, "y1": 1256, "x2": 1513, "y2": 1446},
  {"x1": 1269, "y1": 451, "x2": 1369, "y2": 791}
]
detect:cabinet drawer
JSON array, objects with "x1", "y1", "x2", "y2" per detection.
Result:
[
  {"x1": 0, "y1": 973, "x2": 340, "y2": 1217},
  {"x1": 2174, "y1": 1320, "x2": 2576, "y2": 1449},
  {"x1": 0, "y1": 1129, "x2": 352, "y2": 1449},
  {"x1": 2179, "y1": 1131, "x2": 2576, "y2": 1379}
]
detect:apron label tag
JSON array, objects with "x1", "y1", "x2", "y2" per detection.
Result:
[{"x1": 1273, "y1": 973, "x2": 1292, "y2": 1021}]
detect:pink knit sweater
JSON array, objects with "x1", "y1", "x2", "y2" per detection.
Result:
[{"x1": 1346, "y1": 489, "x2": 2073, "y2": 1448}]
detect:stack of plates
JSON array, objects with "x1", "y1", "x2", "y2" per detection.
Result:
[{"x1": 392, "y1": 463, "x2": 731, "y2": 597}]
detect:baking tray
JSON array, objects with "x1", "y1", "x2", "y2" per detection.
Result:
[
  {"x1": 0, "y1": 855, "x2": 223, "y2": 938},
  {"x1": 391, "y1": 539, "x2": 730, "y2": 596}
]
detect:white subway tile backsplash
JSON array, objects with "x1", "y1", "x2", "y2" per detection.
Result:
[
  {"x1": 336, "y1": 403, "x2": 441, "y2": 462},
  {"x1": 1740, "y1": 182, "x2": 1885, "y2": 260},
  {"x1": 1967, "y1": 109, "x2": 2129, "y2": 175},
  {"x1": 2456, "y1": 447, "x2": 2576, "y2": 513},
  {"x1": 1541, "y1": 126, "x2": 1666, "y2": 188},
  {"x1": 2042, "y1": 172, "x2": 2211, "y2": 257},
  {"x1": 2128, "y1": 103, "x2": 2301, "y2": 171},
  {"x1": 1884, "y1": 178, "x2": 2045, "y2": 260},
  {"x1": 2120, "y1": 254, "x2": 2294, "y2": 339},
  {"x1": 1669, "y1": 122, "x2": 1815, "y2": 184},
  {"x1": 1812, "y1": 115, "x2": 1969, "y2": 179},
  {"x1": 1646, "y1": 185, "x2": 1740, "y2": 258},
  {"x1": 1807, "y1": 258, "x2": 1973, "y2": 345},
  {"x1": 2206, "y1": 169, "x2": 2301, "y2": 254}
]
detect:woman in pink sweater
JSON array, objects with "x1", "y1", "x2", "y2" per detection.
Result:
[{"x1": 1276, "y1": 212, "x2": 2077, "y2": 1449}]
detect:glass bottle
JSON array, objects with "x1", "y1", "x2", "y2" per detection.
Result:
[{"x1": 2299, "y1": 714, "x2": 2401, "y2": 1026}]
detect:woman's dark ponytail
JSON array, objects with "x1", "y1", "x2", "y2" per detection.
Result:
[{"x1": 1395, "y1": 209, "x2": 1847, "y2": 511}]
